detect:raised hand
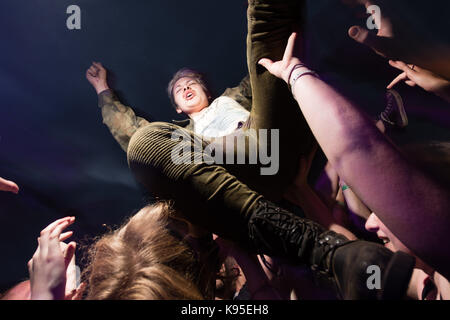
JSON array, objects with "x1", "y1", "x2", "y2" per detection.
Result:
[
  {"x1": 86, "y1": 62, "x2": 109, "y2": 94},
  {"x1": 258, "y1": 32, "x2": 303, "y2": 84},
  {"x1": 345, "y1": 0, "x2": 450, "y2": 78},
  {"x1": 0, "y1": 176, "x2": 19, "y2": 194},
  {"x1": 28, "y1": 217, "x2": 76, "y2": 300},
  {"x1": 387, "y1": 60, "x2": 450, "y2": 102},
  {"x1": 347, "y1": 0, "x2": 399, "y2": 58}
]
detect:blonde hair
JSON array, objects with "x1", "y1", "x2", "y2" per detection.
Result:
[{"x1": 82, "y1": 202, "x2": 212, "y2": 300}]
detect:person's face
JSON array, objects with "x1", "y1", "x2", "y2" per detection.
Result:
[
  {"x1": 173, "y1": 77, "x2": 209, "y2": 115},
  {"x1": 365, "y1": 213, "x2": 412, "y2": 254}
]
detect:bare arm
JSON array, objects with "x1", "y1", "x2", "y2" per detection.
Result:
[
  {"x1": 86, "y1": 62, "x2": 150, "y2": 152},
  {"x1": 259, "y1": 33, "x2": 450, "y2": 278}
]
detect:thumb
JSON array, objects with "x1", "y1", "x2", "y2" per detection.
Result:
[{"x1": 258, "y1": 58, "x2": 273, "y2": 70}]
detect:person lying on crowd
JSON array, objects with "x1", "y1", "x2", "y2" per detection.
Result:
[
  {"x1": 258, "y1": 32, "x2": 450, "y2": 279},
  {"x1": 86, "y1": 0, "x2": 318, "y2": 203},
  {"x1": 86, "y1": 63, "x2": 252, "y2": 150}
]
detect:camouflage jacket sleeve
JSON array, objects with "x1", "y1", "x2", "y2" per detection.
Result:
[{"x1": 98, "y1": 89, "x2": 150, "y2": 152}]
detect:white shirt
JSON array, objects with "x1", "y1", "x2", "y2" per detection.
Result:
[{"x1": 191, "y1": 96, "x2": 250, "y2": 138}]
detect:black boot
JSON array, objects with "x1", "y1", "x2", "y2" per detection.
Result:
[
  {"x1": 247, "y1": 199, "x2": 415, "y2": 299},
  {"x1": 331, "y1": 241, "x2": 415, "y2": 300}
]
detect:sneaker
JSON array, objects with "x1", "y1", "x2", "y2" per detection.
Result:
[{"x1": 380, "y1": 89, "x2": 408, "y2": 128}]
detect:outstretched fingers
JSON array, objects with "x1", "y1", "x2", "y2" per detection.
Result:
[
  {"x1": 387, "y1": 60, "x2": 418, "y2": 88},
  {"x1": 387, "y1": 72, "x2": 407, "y2": 89},
  {"x1": 40, "y1": 217, "x2": 75, "y2": 237}
]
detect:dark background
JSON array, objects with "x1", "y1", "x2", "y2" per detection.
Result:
[{"x1": 0, "y1": 0, "x2": 449, "y2": 292}]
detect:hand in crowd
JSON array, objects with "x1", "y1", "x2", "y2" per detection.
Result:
[
  {"x1": 345, "y1": 0, "x2": 450, "y2": 79},
  {"x1": 0, "y1": 176, "x2": 19, "y2": 194},
  {"x1": 214, "y1": 236, "x2": 283, "y2": 300},
  {"x1": 258, "y1": 32, "x2": 303, "y2": 84},
  {"x1": 28, "y1": 217, "x2": 83, "y2": 300},
  {"x1": 86, "y1": 62, "x2": 109, "y2": 94},
  {"x1": 387, "y1": 60, "x2": 450, "y2": 102},
  {"x1": 346, "y1": 0, "x2": 398, "y2": 59}
]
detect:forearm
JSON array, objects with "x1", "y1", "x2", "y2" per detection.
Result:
[
  {"x1": 98, "y1": 89, "x2": 150, "y2": 152},
  {"x1": 292, "y1": 74, "x2": 450, "y2": 276}
]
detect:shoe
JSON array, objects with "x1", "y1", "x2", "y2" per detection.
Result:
[
  {"x1": 380, "y1": 89, "x2": 408, "y2": 128},
  {"x1": 247, "y1": 199, "x2": 415, "y2": 299}
]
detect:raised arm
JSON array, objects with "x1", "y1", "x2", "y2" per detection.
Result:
[
  {"x1": 259, "y1": 33, "x2": 450, "y2": 278},
  {"x1": 86, "y1": 62, "x2": 150, "y2": 152}
]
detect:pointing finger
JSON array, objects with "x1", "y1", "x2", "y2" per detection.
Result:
[
  {"x1": 283, "y1": 32, "x2": 297, "y2": 62},
  {"x1": 387, "y1": 72, "x2": 407, "y2": 89}
]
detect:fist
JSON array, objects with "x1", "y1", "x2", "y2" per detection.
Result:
[{"x1": 86, "y1": 62, "x2": 109, "y2": 94}]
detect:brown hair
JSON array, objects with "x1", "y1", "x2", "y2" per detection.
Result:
[
  {"x1": 167, "y1": 68, "x2": 212, "y2": 109},
  {"x1": 82, "y1": 202, "x2": 214, "y2": 300}
]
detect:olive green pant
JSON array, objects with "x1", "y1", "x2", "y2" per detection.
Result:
[{"x1": 127, "y1": 0, "x2": 315, "y2": 240}]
